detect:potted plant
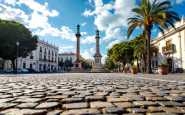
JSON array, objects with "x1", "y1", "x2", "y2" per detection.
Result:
[
  {"x1": 158, "y1": 63, "x2": 169, "y2": 75},
  {"x1": 124, "y1": 67, "x2": 129, "y2": 73},
  {"x1": 131, "y1": 65, "x2": 137, "y2": 74}
]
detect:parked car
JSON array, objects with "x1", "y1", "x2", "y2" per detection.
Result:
[
  {"x1": 152, "y1": 68, "x2": 158, "y2": 74},
  {"x1": 26, "y1": 68, "x2": 40, "y2": 73},
  {"x1": 21, "y1": 68, "x2": 29, "y2": 73},
  {"x1": 174, "y1": 68, "x2": 183, "y2": 73},
  {"x1": 5, "y1": 68, "x2": 13, "y2": 73}
]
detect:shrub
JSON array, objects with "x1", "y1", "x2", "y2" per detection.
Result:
[
  {"x1": 124, "y1": 67, "x2": 129, "y2": 71},
  {"x1": 132, "y1": 65, "x2": 137, "y2": 69},
  {"x1": 158, "y1": 63, "x2": 169, "y2": 67}
]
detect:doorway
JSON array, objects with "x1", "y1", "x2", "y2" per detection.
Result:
[{"x1": 167, "y1": 58, "x2": 172, "y2": 72}]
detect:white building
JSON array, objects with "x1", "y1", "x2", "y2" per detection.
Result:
[
  {"x1": 4, "y1": 39, "x2": 59, "y2": 71},
  {"x1": 151, "y1": 15, "x2": 185, "y2": 72},
  {"x1": 86, "y1": 59, "x2": 95, "y2": 66}
]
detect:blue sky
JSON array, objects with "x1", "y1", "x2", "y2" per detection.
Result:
[{"x1": 0, "y1": 0, "x2": 185, "y2": 62}]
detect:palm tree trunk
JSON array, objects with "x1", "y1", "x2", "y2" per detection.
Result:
[{"x1": 146, "y1": 29, "x2": 152, "y2": 73}]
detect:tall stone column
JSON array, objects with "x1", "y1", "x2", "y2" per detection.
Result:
[
  {"x1": 71, "y1": 24, "x2": 83, "y2": 73},
  {"x1": 91, "y1": 29, "x2": 103, "y2": 72},
  {"x1": 76, "y1": 24, "x2": 81, "y2": 62}
]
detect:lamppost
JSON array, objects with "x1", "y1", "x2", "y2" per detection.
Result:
[{"x1": 16, "y1": 41, "x2": 19, "y2": 74}]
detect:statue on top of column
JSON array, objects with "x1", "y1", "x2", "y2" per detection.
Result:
[
  {"x1": 96, "y1": 29, "x2": 99, "y2": 36},
  {"x1": 77, "y1": 24, "x2": 80, "y2": 34}
]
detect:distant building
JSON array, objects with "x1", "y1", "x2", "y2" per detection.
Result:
[
  {"x1": 4, "y1": 39, "x2": 59, "y2": 71},
  {"x1": 86, "y1": 59, "x2": 95, "y2": 66}
]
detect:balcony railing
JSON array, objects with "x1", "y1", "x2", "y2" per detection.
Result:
[{"x1": 162, "y1": 44, "x2": 174, "y2": 54}]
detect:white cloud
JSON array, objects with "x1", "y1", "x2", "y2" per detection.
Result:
[
  {"x1": 60, "y1": 26, "x2": 76, "y2": 41},
  {"x1": 82, "y1": 50, "x2": 93, "y2": 59},
  {"x1": 102, "y1": 54, "x2": 108, "y2": 63},
  {"x1": 81, "y1": 22, "x2": 87, "y2": 26},
  {"x1": 90, "y1": 47, "x2": 95, "y2": 54},
  {"x1": 0, "y1": 4, "x2": 29, "y2": 24},
  {"x1": 60, "y1": 45, "x2": 74, "y2": 49},
  {"x1": 81, "y1": 32, "x2": 87, "y2": 35},
  {"x1": 83, "y1": 0, "x2": 136, "y2": 42},
  {"x1": 176, "y1": 0, "x2": 185, "y2": 4},
  {"x1": 106, "y1": 39, "x2": 121, "y2": 49},
  {"x1": 81, "y1": 35, "x2": 95, "y2": 44},
  {"x1": 4, "y1": 0, "x2": 17, "y2": 6}
]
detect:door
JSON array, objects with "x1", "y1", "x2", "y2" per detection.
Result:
[{"x1": 167, "y1": 58, "x2": 172, "y2": 72}]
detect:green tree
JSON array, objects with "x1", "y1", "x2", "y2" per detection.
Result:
[
  {"x1": 127, "y1": 0, "x2": 180, "y2": 73},
  {"x1": 0, "y1": 20, "x2": 38, "y2": 72},
  {"x1": 58, "y1": 61, "x2": 64, "y2": 69},
  {"x1": 80, "y1": 60, "x2": 92, "y2": 70},
  {"x1": 108, "y1": 42, "x2": 134, "y2": 69},
  {"x1": 64, "y1": 59, "x2": 74, "y2": 71},
  {"x1": 103, "y1": 57, "x2": 118, "y2": 71}
]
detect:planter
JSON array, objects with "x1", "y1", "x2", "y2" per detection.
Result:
[
  {"x1": 158, "y1": 67, "x2": 169, "y2": 75},
  {"x1": 131, "y1": 69, "x2": 137, "y2": 74}
]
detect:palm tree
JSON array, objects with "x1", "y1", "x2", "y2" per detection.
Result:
[
  {"x1": 127, "y1": 0, "x2": 180, "y2": 73},
  {"x1": 134, "y1": 42, "x2": 158, "y2": 72}
]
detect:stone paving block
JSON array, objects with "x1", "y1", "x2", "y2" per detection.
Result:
[
  {"x1": 85, "y1": 96, "x2": 105, "y2": 102},
  {"x1": 45, "y1": 95, "x2": 68, "y2": 99},
  {"x1": 61, "y1": 109, "x2": 101, "y2": 115},
  {"x1": 114, "y1": 102, "x2": 138, "y2": 108},
  {"x1": 63, "y1": 102, "x2": 88, "y2": 109},
  {"x1": 133, "y1": 101, "x2": 158, "y2": 107},
  {"x1": 156, "y1": 101, "x2": 185, "y2": 107},
  {"x1": 16, "y1": 103, "x2": 39, "y2": 109},
  {"x1": 127, "y1": 108, "x2": 148, "y2": 113},
  {"x1": 164, "y1": 96, "x2": 185, "y2": 101},
  {"x1": 90, "y1": 102, "x2": 114, "y2": 109},
  {"x1": 107, "y1": 98, "x2": 129, "y2": 102},
  {"x1": 147, "y1": 113, "x2": 177, "y2": 115},
  {"x1": 47, "y1": 110, "x2": 63, "y2": 115},
  {"x1": 13, "y1": 98, "x2": 42, "y2": 103},
  {"x1": 0, "y1": 108, "x2": 47, "y2": 115},
  {"x1": 0, "y1": 103, "x2": 18, "y2": 109},
  {"x1": 102, "y1": 107, "x2": 125, "y2": 114},
  {"x1": 145, "y1": 96, "x2": 167, "y2": 101},
  {"x1": 35, "y1": 102, "x2": 60, "y2": 109},
  {"x1": 61, "y1": 98, "x2": 83, "y2": 103}
]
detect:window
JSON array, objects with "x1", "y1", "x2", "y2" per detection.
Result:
[
  {"x1": 40, "y1": 47, "x2": 42, "y2": 52},
  {"x1": 152, "y1": 61, "x2": 154, "y2": 67},
  {"x1": 66, "y1": 57, "x2": 68, "y2": 60},
  {"x1": 49, "y1": 50, "x2": 50, "y2": 55},
  {"x1": 156, "y1": 61, "x2": 158, "y2": 67},
  {"x1": 70, "y1": 57, "x2": 72, "y2": 62},
  {"x1": 61, "y1": 57, "x2": 63, "y2": 62},
  {"x1": 23, "y1": 63, "x2": 26, "y2": 68},
  {"x1": 30, "y1": 64, "x2": 32, "y2": 69}
]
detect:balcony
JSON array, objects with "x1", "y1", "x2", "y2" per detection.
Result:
[{"x1": 162, "y1": 44, "x2": 174, "y2": 54}]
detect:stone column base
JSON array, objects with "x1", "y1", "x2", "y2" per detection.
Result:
[
  {"x1": 70, "y1": 68, "x2": 84, "y2": 73},
  {"x1": 90, "y1": 68, "x2": 104, "y2": 73}
]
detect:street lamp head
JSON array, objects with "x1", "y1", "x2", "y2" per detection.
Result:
[{"x1": 16, "y1": 41, "x2": 19, "y2": 46}]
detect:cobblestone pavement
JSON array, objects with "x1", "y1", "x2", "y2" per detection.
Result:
[{"x1": 0, "y1": 73, "x2": 185, "y2": 115}]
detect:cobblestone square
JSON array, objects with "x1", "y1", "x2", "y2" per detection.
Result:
[{"x1": 0, "y1": 73, "x2": 185, "y2": 115}]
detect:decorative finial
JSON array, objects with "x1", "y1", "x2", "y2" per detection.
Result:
[
  {"x1": 77, "y1": 24, "x2": 80, "y2": 34},
  {"x1": 96, "y1": 29, "x2": 99, "y2": 36}
]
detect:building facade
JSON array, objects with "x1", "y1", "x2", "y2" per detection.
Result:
[
  {"x1": 151, "y1": 16, "x2": 185, "y2": 72},
  {"x1": 86, "y1": 59, "x2": 95, "y2": 66},
  {"x1": 4, "y1": 39, "x2": 59, "y2": 71}
]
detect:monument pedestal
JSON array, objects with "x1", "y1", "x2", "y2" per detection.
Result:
[
  {"x1": 71, "y1": 61, "x2": 83, "y2": 73},
  {"x1": 90, "y1": 64, "x2": 103, "y2": 72}
]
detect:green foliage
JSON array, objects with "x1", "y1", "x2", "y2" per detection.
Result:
[
  {"x1": 132, "y1": 65, "x2": 137, "y2": 69},
  {"x1": 58, "y1": 61, "x2": 64, "y2": 68},
  {"x1": 103, "y1": 57, "x2": 117, "y2": 71},
  {"x1": 107, "y1": 42, "x2": 134, "y2": 66},
  {"x1": 64, "y1": 60, "x2": 74, "y2": 68},
  {"x1": 0, "y1": 19, "x2": 38, "y2": 71},
  {"x1": 158, "y1": 63, "x2": 169, "y2": 68},
  {"x1": 80, "y1": 60, "x2": 92, "y2": 69},
  {"x1": 124, "y1": 67, "x2": 129, "y2": 71}
]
